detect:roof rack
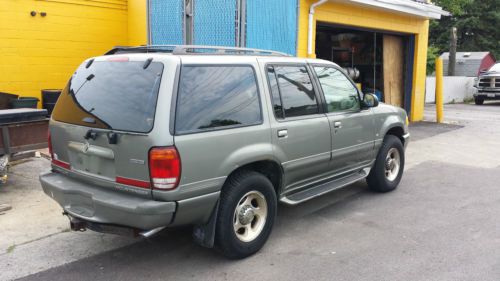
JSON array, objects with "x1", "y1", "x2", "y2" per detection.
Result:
[{"x1": 105, "y1": 45, "x2": 290, "y2": 57}]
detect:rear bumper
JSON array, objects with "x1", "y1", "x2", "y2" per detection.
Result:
[
  {"x1": 41, "y1": 171, "x2": 179, "y2": 230},
  {"x1": 40, "y1": 171, "x2": 220, "y2": 230},
  {"x1": 40, "y1": 171, "x2": 176, "y2": 230}
]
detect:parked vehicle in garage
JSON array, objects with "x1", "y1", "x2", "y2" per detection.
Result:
[
  {"x1": 40, "y1": 45, "x2": 409, "y2": 259},
  {"x1": 474, "y1": 63, "x2": 500, "y2": 105}
]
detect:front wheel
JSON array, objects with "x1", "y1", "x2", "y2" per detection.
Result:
[
  {"x1": 215, "y1": 171, "x2": 277, "y2": 259},
  {"x1": 475, "y1": 97, "x2": 484, "y2": 105},
  {"x1": 367, "y1": 135, "x2": 405, "y2": 192}
]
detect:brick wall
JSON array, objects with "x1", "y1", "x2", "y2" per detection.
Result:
[{"x1": 0, "y1": 0, "x2": 129, "y2": 104}]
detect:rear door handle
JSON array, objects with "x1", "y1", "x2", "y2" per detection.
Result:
[
  {"x1": 277, "y1": 129, "x2": 288, "y2": 138},
  {"x1": 334, "y1": 121, "x2": 342, "y2": 129}
]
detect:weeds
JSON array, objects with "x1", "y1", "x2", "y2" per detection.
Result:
[{"x1": 6, "y1": 244, "x2": 15, "y2": 254}]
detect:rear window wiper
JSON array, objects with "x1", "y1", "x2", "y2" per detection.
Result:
[
  {"x1": 143, "y1": 58, "x2": 153, "y2": 69},
  {"x1": 73, "y1": 74, "x2": 95, "y2": 96}
]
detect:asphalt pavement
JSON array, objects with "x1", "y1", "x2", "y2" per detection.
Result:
[{"x1": 2, "y1": 102, "x2": 500, "y2": 281}]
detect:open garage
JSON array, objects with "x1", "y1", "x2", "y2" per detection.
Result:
[{"x1": 315, "y1": 23, "x2": 415, "y2": 112}]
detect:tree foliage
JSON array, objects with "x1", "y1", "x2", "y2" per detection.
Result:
[{"x1": 428, "y1": 0, "x2": 500, "y2": 72}]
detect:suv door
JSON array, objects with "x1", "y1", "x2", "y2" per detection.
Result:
[
  {"x1": 311, "y1": 65, "x2": 375, "y2": 175},
  {"x1": 265, "y1": 64, "x2": 332, "y2": 192}
]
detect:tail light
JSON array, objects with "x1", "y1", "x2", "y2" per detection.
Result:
[{"x1": 149, "y1": 147, "x2": 181, "y2": 190}]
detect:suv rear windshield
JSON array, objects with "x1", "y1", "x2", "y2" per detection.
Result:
[{"x1": 52, "y1": 60, "x2": 164, "y2": 133}]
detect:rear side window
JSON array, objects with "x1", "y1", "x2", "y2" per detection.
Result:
[
  {"x1": 266, "y1": 67, "x2": 284, "y2": 119},
  {"x1": 52, "y1": 60, "x2": 164, "y2": 133},
  {"x1": 175, "y1": 66, "x2": 262, "y2": 134},
  {"x1": 267, "y1": 65, "x2": 319, "y2": 118}
]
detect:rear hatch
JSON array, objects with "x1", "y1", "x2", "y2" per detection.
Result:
[{"x1": 49, "y1": 56, "x2": 176, "y2": 198}]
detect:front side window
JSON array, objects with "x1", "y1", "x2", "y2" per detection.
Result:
[
  {"x1": 175, "y1": 66, "x2": 261, "y2": 133},
  {"x1": 267, "y1": 65, "x2": 319, "y2": 118},
  {"x1": 314, "y1": 66, "x2": 360, "y2": 113}
]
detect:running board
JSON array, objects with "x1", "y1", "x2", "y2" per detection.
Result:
[{"x1": 280, "y1": 170, "x2": 368, "y2": 205}]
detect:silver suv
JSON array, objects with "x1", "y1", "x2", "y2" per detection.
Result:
[{"x1": 40, "y1": 46, "x2": 409, "y2": 259}]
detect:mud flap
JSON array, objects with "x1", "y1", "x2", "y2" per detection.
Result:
[{"x1": 192, "y1": 200, "x2": 219, "y2": 248}]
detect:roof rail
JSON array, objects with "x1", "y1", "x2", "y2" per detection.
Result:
[
  {"x1": 105, "y1": 45, "x2": 290, "y2": 57},
  {"x1": 104, "y1": 45, "x2": 176, "y2": 55}
]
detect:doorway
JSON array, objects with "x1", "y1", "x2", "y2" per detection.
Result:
[{"x1": 315, "y1": 23, "x2": 413, "y2": 111}]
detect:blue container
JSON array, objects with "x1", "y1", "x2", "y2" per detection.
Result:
[{"x1": 10, "y1": 97, "x2": 39, "y2": 109}]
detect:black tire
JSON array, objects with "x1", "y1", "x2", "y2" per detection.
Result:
[
  {"x1": 215, "y1": 171, "x2": 277, "y2": 259},
  {"x1": 475, "y1": 97, "x2": 484, "y2": 105},
  {"x1": 367, "y1": 135, "x2": 405, "y2": 193}
]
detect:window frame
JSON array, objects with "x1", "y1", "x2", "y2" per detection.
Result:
[
  {"x1": 264, "y1": 62, "x2": 326, "y2": 122},
  {"x1": 310, "y1": 63, "x2": 364, "y2": 115},
  {"x1": 173, "y1": 63, "x2": 264, "y2": 136}
]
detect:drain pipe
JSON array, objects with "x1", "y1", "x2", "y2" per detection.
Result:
[{"x1": 308, "y1": 0, "x2": 328, "y2": 57}]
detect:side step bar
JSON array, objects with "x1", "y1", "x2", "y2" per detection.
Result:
[{"x1": 280, "y1": 169, "x2": 369, "y2": 205}]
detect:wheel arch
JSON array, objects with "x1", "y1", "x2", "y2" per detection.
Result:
[
  {"x1": 378, "y1": 112, "x2": 406, "y2": 146},
  {"x1": 193, "y1": 159, "x2": 282, "y2": 252},
  {"x1": 223, "y1": 160, "x2": 284, "y2": 197},
  {"x1": 385, "y1": 126, "x2": 406, "y2": 145}
]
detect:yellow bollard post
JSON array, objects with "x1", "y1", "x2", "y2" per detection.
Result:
[{"x1": 435, "y1": 57, "x2": 444, "y2": 123}]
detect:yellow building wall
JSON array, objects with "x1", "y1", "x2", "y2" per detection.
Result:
[
  {"x1": 0, "y1": 0, "x2": 132, "y2": 106},
  {"x1": 128, "y1": 0, "x2": 148, "y2": 45},
  {"x1": 298, "y1": 0, "x2": 430, "y2": 121}
]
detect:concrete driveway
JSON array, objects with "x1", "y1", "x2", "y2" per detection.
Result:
[{"x1": 1, "y1": 103, "x2": 500, "y2": 281}]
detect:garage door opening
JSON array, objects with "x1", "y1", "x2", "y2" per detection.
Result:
[{"x1": 315, "y1": 23, "x2": 414, "y2": 113}]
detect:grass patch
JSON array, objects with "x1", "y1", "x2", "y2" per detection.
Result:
[
  {"x1": 6, "y1": 244, "x2": 15, "y2": 254},
  {"x1": 463, "y1": 97, "x2": 474, "y2": 103}
]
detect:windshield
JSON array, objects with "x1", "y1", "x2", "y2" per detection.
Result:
[
  {"x1": 488, "y1": 63, "x2": 500, "y2": 72},
  {"x1": 52, "y1": 60, "x2": 164, "y2": 133}
]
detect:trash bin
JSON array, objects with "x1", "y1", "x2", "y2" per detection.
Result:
[
  {"x1": 41, "y1": 89, "x2": 62, "y2": 116},
  {"x1": 0, "y1": 92, "x2": 19, "y2": 109},
  {"x1": 10, "y1": 97, "x2": 39, "y2": 109}
]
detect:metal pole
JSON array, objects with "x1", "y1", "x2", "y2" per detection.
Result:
[
  {"x1": 1, "y1": 126, "x2": 11, "y2": 156},
  {"x1": 237, "y1": 0, "x2": 246, "y2": 47},
  {"x1": 147, "y1": 0, "x2": 152, "y2": 45},
  {"x1": 374, "y1": 32, "x2": 377, "y2": 95},
  {"x1": 448, "y1": 27, "x2": 457, "y2": 76},
  {"x1": 435, "y1": 57, "x2": 444, "y2": 123}
]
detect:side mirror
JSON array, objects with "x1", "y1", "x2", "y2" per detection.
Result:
[{"x1": 363, "y1": 93, "x2": 379, "y2": 108}]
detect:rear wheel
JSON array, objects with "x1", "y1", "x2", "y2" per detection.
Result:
[
  {"x1": 215, "y1": 171, "x2": 276, "y2": 259},
  {"x1": 367, "y1": 135, "x2": 405, "y2": 192},
  {"x1": 475, "y1": 97, "x2": 484, "y2": 105}
]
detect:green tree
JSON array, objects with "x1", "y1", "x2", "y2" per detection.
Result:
[
  {"x1": 427, "y1": 46, "x2": 440, "y2": 74},
  {"x1": 457, "y1": 0, "x2": 500, "y2": 58},
  {"x1": 428, "y1": 0, "x2": 500, "y2": 73}
]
